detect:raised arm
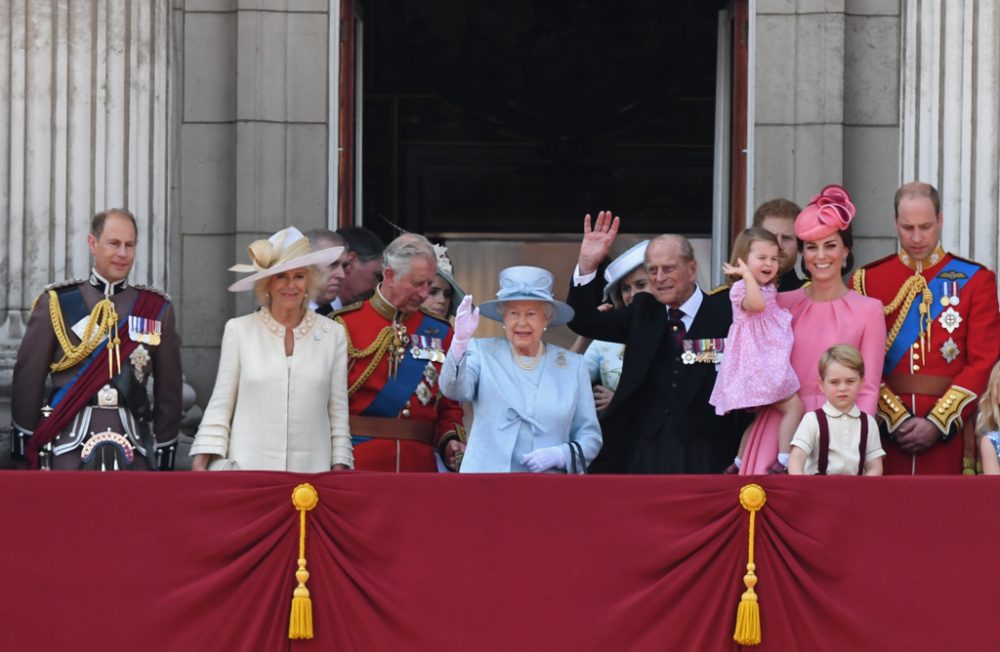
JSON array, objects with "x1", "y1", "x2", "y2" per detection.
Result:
[
  {"x1": 722, "y1": 259, "x2": 765, "y2": 313},
  {"x1": 577, "y1": 211, "x2": 620, "y2": 276}
]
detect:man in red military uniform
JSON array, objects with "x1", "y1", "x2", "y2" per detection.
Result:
[
  {"x1": 335, "y1": 234, "x2": 466, "y2": 472},
  {"x1": 852, "y1": 182, "x2": 1000, "y2": 474}
]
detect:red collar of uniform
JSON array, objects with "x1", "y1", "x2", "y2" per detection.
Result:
[
  {"x1": 898, "y1": 242, "x2": 946, "y2": 272},
  {"x1": 369, "y1": 284, "x2": 415, "y2": 321}
]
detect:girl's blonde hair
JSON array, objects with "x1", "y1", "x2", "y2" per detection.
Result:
[
  {"x1": 726, "y1": 227, "x2": 780, "y2": 285},
  {"x1": 976, "y1": 361, "x2": 1000, "y2": 436}
]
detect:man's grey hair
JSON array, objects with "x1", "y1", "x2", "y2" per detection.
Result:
[
  {"x1": 645, "y1": 234, "x2": 696, "y2": 265},
  {"x1": 383, "y1": 233, "x2": 437, "y2": 277}
]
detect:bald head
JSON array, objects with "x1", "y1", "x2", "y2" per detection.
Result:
[{"x1": 644, "y1": 235, "x2": 698, "y2": 308}]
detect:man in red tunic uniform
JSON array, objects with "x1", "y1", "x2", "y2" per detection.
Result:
[
  {"x1": 852, "y1": 182, "x2": 1000, "y2": 474},
  {"x1": 335, "y1": 234, "x2": 466, "y2": 472}
]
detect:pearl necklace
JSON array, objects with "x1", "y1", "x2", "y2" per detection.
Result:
[{"x1": 511, "y1": 342, "x2": 545, "y2": 370}]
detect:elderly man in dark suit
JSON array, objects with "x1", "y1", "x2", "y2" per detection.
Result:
[{"x1": 567, "y1": 212, "x2": 744, "y2": 474}]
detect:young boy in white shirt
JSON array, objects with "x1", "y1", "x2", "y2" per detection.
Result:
[{"x1": 789, "y1": 344, "x2": 885, "y2": 476}]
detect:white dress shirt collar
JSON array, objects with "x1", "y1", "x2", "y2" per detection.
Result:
[{"x1": 667, "y1": 287, "x2": 703, "y2": 331}]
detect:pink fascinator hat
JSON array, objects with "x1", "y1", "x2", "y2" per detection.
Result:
[{"x1": 794, "y1": 184, "x2": 856, "y2": 241}]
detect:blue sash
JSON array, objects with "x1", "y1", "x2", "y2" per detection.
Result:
[
  {"x1": 359, "y1": 313, "x2": 451, "y2": 419},
  {"x1": 884, "y1": 257, "x2": 980, "y2": 375}
]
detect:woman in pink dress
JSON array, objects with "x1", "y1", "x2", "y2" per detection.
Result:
[{"x1": 739, "y1": 185, "x2": 887, "y2": 475}]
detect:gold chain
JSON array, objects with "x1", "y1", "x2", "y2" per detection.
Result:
[{"x1": 48, "y1": 291, "x2": 120, "y2": 375}]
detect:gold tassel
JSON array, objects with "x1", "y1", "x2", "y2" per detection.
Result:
[
  {"x1": 289, "y1": 483, "x2": 319, "y2": 640},
  {"x1": 733, "y1": 483, "x2": 766, "y2": 646}
]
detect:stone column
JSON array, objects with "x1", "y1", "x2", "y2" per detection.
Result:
[
  {"x1": 900, "y1": 0, "x2": 1000, "y2": 269},
  {"x1": 177, "y1": 0, "x2": 334, "y2": 402},
  {"x1": 0, "y1": 0, "x2": 173, "y2": 384},
  {"x1": 752, "y1": 0, "x2": 901, "y2": 268}
]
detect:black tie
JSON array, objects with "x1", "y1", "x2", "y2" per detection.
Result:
[
  {"x1": 317, "y1": 302, "x2": 334, "y2": 317},
  {"x1": 667, "y1": 308, "x2": 686, "y2": 347}
]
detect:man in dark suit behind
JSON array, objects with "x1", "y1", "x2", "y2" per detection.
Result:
[{"x1": 567, "y1": 212, "x2": 744, "y2": 474}]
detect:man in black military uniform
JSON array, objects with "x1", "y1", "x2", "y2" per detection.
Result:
[{"x1": 10, "y1": 209, "x2": 182, "y2": 470}]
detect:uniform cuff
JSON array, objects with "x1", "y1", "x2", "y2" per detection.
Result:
[
  {"x1": 927, "y1": 385, "x2": 975, "y2": 439},
  {"x1": 876, "y1": 383, "x2": 911, "y2": 435}
]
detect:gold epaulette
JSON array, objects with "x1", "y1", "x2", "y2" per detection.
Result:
[
  {"x1": 331, "y1": 301, "x2": 364, "y2": 318},
  {"x1": 927, "y1": 385, "x2": 976, "y2": 436},
  {"x1": 133, "y1": 284, "x2": 172, "y2": 302},
  {"x1": 706, "y1": 283, "x2": 730, "y2": 296},
  {"x1": 876, "y1": 383, "x2": 910, "y2": 433}
]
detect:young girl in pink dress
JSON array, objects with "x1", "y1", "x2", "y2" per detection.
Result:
[{"x1": 710, "y1": 227, "x2": 803, "y2": 472}]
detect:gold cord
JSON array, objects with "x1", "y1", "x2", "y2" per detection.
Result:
[
  {"x1": 337, "y1": 318, "x2": 397, "y2": 396},
  {"x1": 48, "y1": 291, "x2": 120, "y2": 376},
  {"x1": 883, "y1": 274, "x2": 933, "y2": 361}
]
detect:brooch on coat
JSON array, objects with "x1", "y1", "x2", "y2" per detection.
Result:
[
  {"x1": 940, "y1": 338, "x2": 960, "y2": 364},
  {"x1": 129, "y1": 345, "x2": 151, "y2": 382},
  {"x1": 938, "y1": 307, "x2": 962, "y2": 334}
]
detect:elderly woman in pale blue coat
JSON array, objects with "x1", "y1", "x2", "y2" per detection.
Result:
[{"x1": 440, "y1": 266, "x2": 602, "y2": 473}]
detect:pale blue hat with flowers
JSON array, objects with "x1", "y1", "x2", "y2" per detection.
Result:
[{"x1": 478, "y1": 266, "x2": 575, "y2": 327}]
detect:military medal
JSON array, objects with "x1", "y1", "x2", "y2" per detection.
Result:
[
  {"x1": 415, "y1": 381, "x2": 433, "y2": 406},
  {"x1": 938, "y1": 280, "x2": 960, "y2": 307},
  {"x1": 410, "y1": 335, "x2": 445, "y2": 362},
  {"x1": 940, "y1": 338, "x2": 960, "y2": 364},
  {"x1": 423, "y1": 362, "x2": 439, "y2": 386},
  {"x1": 682, "y1": 338, "x2": 725, "y2": 364},
  {"x1": 945, "y1": 280, "x2": 960, "y2": 306},
  {"x1": 939, "y1": 307, "x2": 962, "y2": 334},
  {"x1": 129, "y1": 345, "x2": 151, "y2": 382},
  {"x1": 129, "y1": 316, "x2": 163, "y2": 345}
]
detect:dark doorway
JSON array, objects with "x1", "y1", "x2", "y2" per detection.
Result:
[{"x1": 359, "y1": 1, "x2": 731, "y2": 241}]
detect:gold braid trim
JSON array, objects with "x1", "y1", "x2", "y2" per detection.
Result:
[
  {"x1": 882, "y1": 274, "x2": 933, "y2": 357},
  {"x1": 876, "y1": 383, "x2": 910, "y2": 434},
  {"x1": 48, "y1": 290, "x2": 120, "y2": 374},
  {"x1": 850, "y1": 268, "x2": 866, "y2": 295},
  {"x1": 336, "y1": 317, "x2": 395, "y2": 396},
  {"x1": 928, "y1": 385, "x2": 976, "y2": 437}
]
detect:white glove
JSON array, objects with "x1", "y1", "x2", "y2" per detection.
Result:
[
  {"x1": 450, "y1": 295, "x2": 479, "y2": 359},
  {"x1": 520, "y1": 446, "x2": 567, "y2": 473}
]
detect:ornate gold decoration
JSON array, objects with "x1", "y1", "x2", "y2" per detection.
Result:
[
  {"x1": 876, "y1": 383, "x2": 910, "y2": 433},
  {"x1": 48, "y1": 291, "x2": 120, "y2": 378},
  {"x1": 928, "y1": 385, "x2": 975, "y2": 435}
]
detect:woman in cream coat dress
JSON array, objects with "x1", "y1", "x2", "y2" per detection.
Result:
[
  {"x1": 440, "y1": 266, "x2": 602, "y2": 473},
  {"x1": 190, "y1": 227, "x2": 353, "y2": 472}
]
